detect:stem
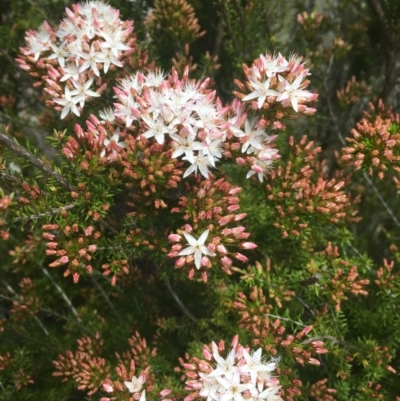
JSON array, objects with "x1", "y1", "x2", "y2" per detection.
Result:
[
  {"x1": 165, "y1": 281, "x2": 199, "y2": 323},
  {"x1": 12, "y1": 203, "x2": 77, "y2": 223},
  {"x1": 265, "y1": 313, "x2": 306, "y2": 327},
  {"x1": 0, "y1": 132, "x2": 74, "y2": 192},
  {"x1": 41, "y1": 268, "x2": 82, "y2": 322},
  {"x1": 2, "y1": 282, "x2": 49, "y2": 336},
  {"x1": 90, "y1": 275, "x2": 122, "y2": 324},
  {"x1": 0, "y1": 172, "x2": 22, "y2": 185}
]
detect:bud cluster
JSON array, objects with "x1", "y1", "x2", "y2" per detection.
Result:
[
  {"x1": 266, "y1": 136, "x2": 359, "y2": 239},
  {"x1": 341, "y1": 102, "x2": 400, "y2": 179}
]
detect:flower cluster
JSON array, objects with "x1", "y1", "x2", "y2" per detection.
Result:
[
  {"x1": 106, "y1": 68, "x2": 230, "y2": 179},
  {"x1": 17, "y1": 1, "x2": 135, "y2": 118},
  {"x1": 236, "y1": 53, "x2": 318, "y2": 114},
  {"x1": 104, "y1": 67, "x2": 283, "y2": 182},
  {"x1": 182, "y1": 336, "x2": 282, "y2": 401}
]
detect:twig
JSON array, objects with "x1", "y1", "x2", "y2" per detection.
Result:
[
  {"x1": 12, "y1": 203, "x2": 77, "y2": 224},
  {"x1": 165, "y1": 281, "x2": 199, "y2": 323},
  {"x1": 0, "y1": 172, "x2": 22, "y2": 185},
  {"x1": 0, "y1": 132, "x2": 74, "y2": 192},
  {"x1": 2, "y1": 327, "x2": 61, "y2": 352},
  {"x1": 41, "y1": 268, "x2": 82, "y2": 322},
  {"x1": 265, "y1": 313, "x2": 306, "y2": 327},
  {"x1": 301, "y1": 335, "x2": 354, "y2": 348},
  {"x1": 90, "y1": 275, "x2": 122, "y2": 324},
  {"x1": 294, "y1": 294, "x2": 316, "y2": 316},
  {"x1": 2, "y1": 281, "x2": 49, "y2": 336}
]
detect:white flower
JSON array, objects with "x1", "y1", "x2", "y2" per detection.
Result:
[
  {"x1": 276, "y1": 71, "x2": 314, "y2": 112},
  {"x1": 77, "y1": 44, "x2": 106, "y2": 76},
  {"x1": 99, "y1": 107, "x2": 115, "y2": 123},
  {"x1": 100, "y1": 28, "x2": 131, "y2": 57},
  {"x1": 170, "y1": 129, "x2": 199, "y2": 164},
  {"x1": 217, "y1": 374, "x2": 254, "y2": 401},
  {"x1": 178, "y1": 229, "x2": 216, "y2": 269},
  {"x1": 26, "y1": 26, "x2": 51, "y2": 61},
  {"x1": 242, "y1": 79, "x2": 279, "y2": 109},
  {"x1": 47, "y1": 42, "x2": 69, "y2": 67},
  {"x1": 144, "y1": 69, "x2": 167, "y2": 88},
  {"x1": 141, "y1": 114, "x2": 177, "y2": 144},
  {"x1": 197, "y1": 137, "x2": 224, "y2": 167},
  {"x1": 232, "y1": 119, "x2": 266, "y2": 154},
  {"x1": 60, "y1": 62, "x2": 80, "y2": 82},
  {"x1": 100, "y1": 129, "x2": 127, "y2": 157},
  {"x1": 199, "y1": 373, "x2": 221, "y2": 401},
  {"x1": 69, "y1": 78, "x2": 100, "y2": 107},
  {"x1": 183, "y1": 153, "x2": 212, "y2": 179},
  {"x1": 209, "y1": 348, "x2": 239, "y2": 381},
  {"x1": 124, "y1": 375, "x2": 144, "y2": 393},
  {"x1": 259, "y1": 53, "x2": 288, "y2": 77},
  {"x1": 99, "y1": 47, "x2": 123, "y2": 73},
  {"x1": 54, "y1": 86, "x2": 80, "y2": 119},
  {"x1": 242, "y1": 349, "x2": 276, "y2": 385}
]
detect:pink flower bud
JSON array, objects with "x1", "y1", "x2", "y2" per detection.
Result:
[
  {"x1": 62, "y1": 147, "x2": 74, "y2": 159},
  {"x1": 60, "y1": 256, "x2": 69, "y2": 264},
  {"x1": 234, "y1": 252, "x2": 248, "y2": 262},
  {"x1": 203, "y1": 348, "x2": 212, "y2": 360},
  {"x1": 85, "y1": 226, "x2": 94, "y2": 236},
  {"x1": 168, "y1": 234, "x2": 182, "y2": 242},
  {"x1": 308, "y1": 358, "x2": 321, "y2": 366},
  {"x1": 184, "y1": 224, "x2": 193, "y2": 232},
  {"x1": 219, "y1": 215, "x2": 233, "y2": 226},
  {"x1": 217, "y1": 244, "x2": 227, "y2": 254},
  {"x1": 315, "y1": 348, "x2": 328, "y2": 354},
  {"x1": 221, "y1": 256, "x2": 232, "y2": 267},
  {"x1": 103, "y1": 383, "x2": 114, "y2": 393},
  {"x1": 234, "y1": 213, "x2": 247, "y2": 221},
  {"x1": 229, "y1": 187, "x2": 242, "y2": 195},
  {"x1": 241, "y1": 242, "x2": 257, "y2": 249},
  {"x1": 88, "y1": 244, "x2": 97, "y2": 253},
  {"x1": 175, "y1": 257, "x2": 186, "y2": 268}
]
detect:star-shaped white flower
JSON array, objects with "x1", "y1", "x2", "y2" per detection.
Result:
[
  {"x1": 242, "y1": 78, "x2": 279, "y2": 109},
  {"x1": 124, "y1": 375, "x2": 144, "y2": 393},
  {"x1": 178, "y1": 229, "x2": 216, "y2": 269},
  {"x1": 54, "y1": 86, "x2": 80, "y2": 119},
  {"x1": 276, "y1": 71, "x2": 314, "y2": 112},
  {"x1": 242, "y1": 348, "x2": 277, "y2": 385}
]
